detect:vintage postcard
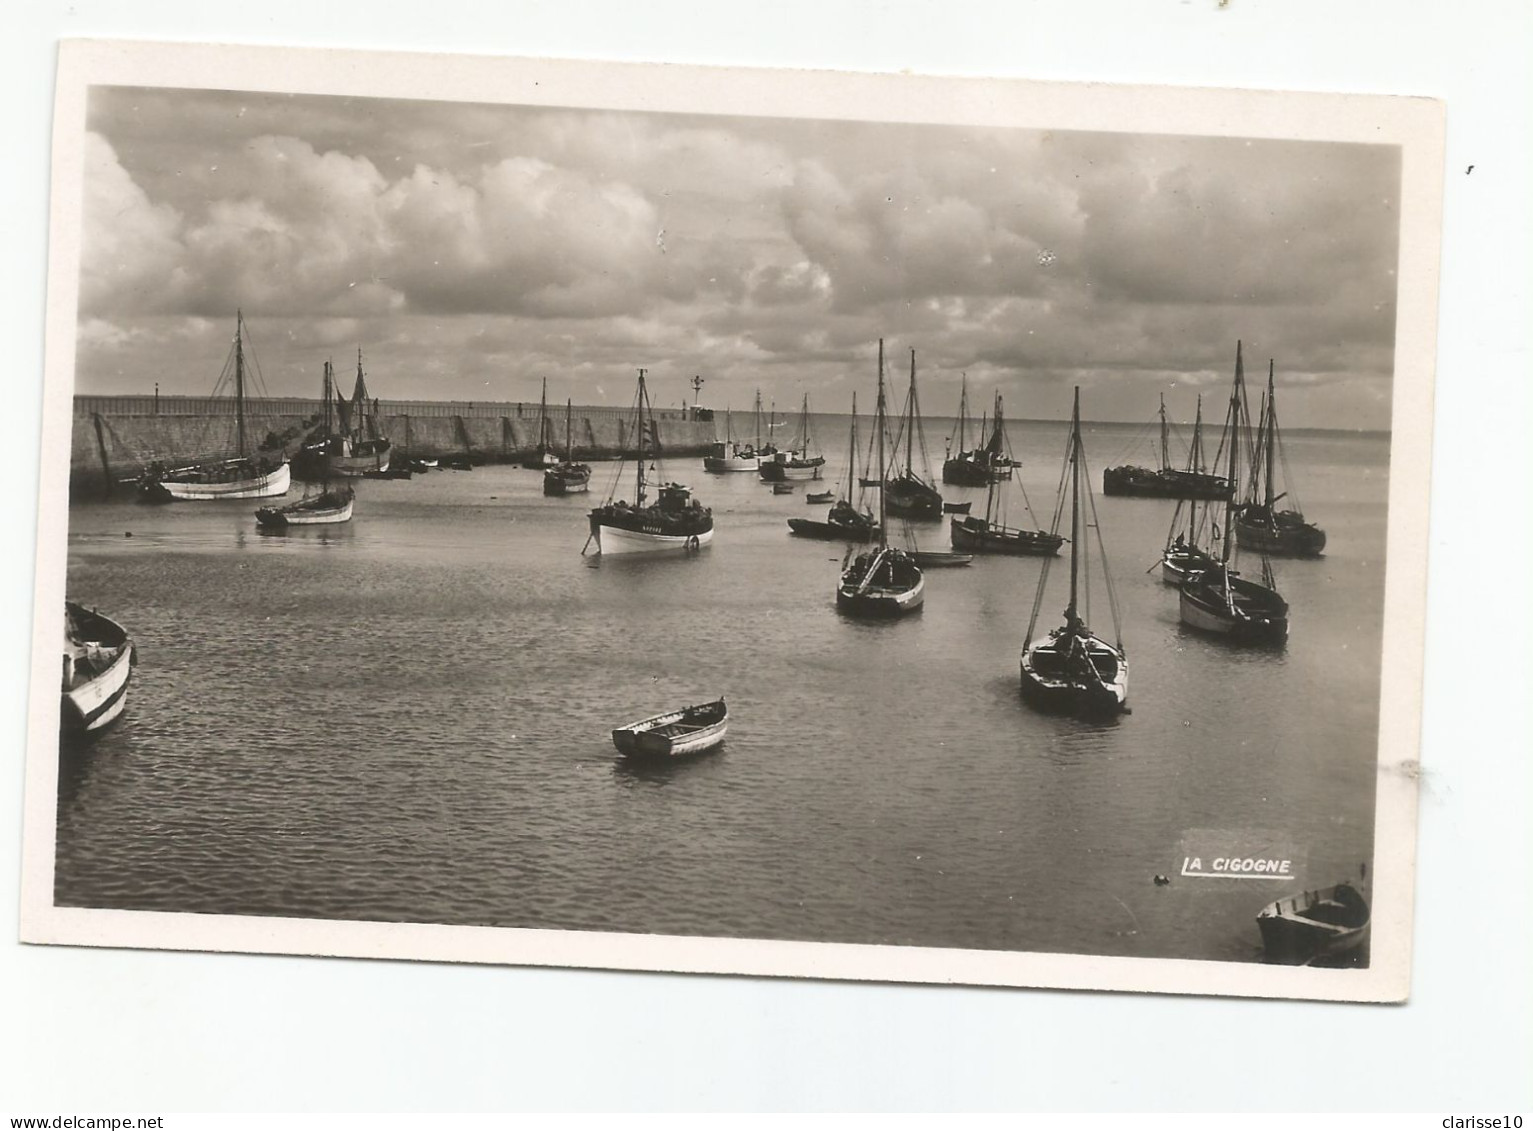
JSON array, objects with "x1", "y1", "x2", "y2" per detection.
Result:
[{"x1": 21, "y1": 39, "x2": 1443, "y2": 1001}]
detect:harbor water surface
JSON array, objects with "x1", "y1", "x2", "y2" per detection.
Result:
[{"x1": 56, "y1": 419, "x2": 1389, "y2": 964}]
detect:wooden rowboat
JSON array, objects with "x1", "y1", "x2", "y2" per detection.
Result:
[
  {"x1": 1256, "y1": 875, "x2": 1370, "y2": 965},
  {"x1": 611, "y1": 699, "x2": 728, "y2": 759}
]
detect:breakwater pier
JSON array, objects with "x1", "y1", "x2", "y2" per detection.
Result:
[{"x1": 70, "y1": 395, "x2": 718, "y2": 496}]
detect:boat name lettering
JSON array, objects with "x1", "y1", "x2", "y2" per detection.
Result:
[{"x1": 1180, "y1": 855, "x2": 1292, "y2": 877}]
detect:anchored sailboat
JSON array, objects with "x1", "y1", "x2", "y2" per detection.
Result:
[
  {"x1": 703, "y1": 407, "x2": 759, "y2": 472},
  {"x1": 1019, "y1": 388, "x2": 1128, "y2": 718},
  {"x1": 1102, "y1": 392, "x2": 1232, "y2": 500},
  {"x1": 883, "y1": 347, "x2": 944, "y2": 520},
  {"x1": 523, "y1": 378, "x2": 560, "y2": 469},
  {"x1": 950, "y1": 392, "x2": 1062, "y2": 556},
  {"x1": 137, "y1": 312, "x2": 292, "y2": 502},
  {"x1": 544, "y1": 398, "x2": 592, "y2": 495},
  {"x1": 758, "y1": 394, "x2": 827, "y2": 481},
  {"x1": 836, "y1": 341, "x2": 924, "y2": 617},
  {"x1": 1159, "y1": 394, "x2": 1220, "y2": 585},
  {"x1": 1233, "y1": 360, "x2": 1327, "y2": 558},
  {"x1": 1178, "y1": 343, "x2": 1289, "y2": 643},
  {"x1": 943, "y1": 375, "x2": 1016, "y2": 485},
  {"x1": 586, "y1": 369, "x2": 714, "y2": 555},
  {"x1": 295, "y1": 353, "x2": 394, "y2": 480},
  {"x1": 788, "y1": 391, "x2": 879, "y2": 543}
]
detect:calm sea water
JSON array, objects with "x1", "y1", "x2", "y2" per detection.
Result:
[{"x1": 56, "y1": 418, "x2": 1389, "y2": 963}]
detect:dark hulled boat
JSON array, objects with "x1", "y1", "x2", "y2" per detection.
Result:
[
  {"x1": 836, "y1": 341, "x2": 924, "y2": 617},
  {"x1": 1256, "y1": 869, "x2": 1370, "y2": 965},
  {"x1": 1018, "y1": 388, "x2": 1129, "y2": 719},
  {"x1": 294, "y1": 352, "x2": 393, "y2": 481},
  {"x1": 1159, "y1": 394, "x2": 1220, "y2": 585},
  {"x1": 1232, "y1": 360, "x2": 1327, "y2": 557},
  {"x1": 522, "y1": 378, "x2": 560, "y2": 469},
  {"x1": 882, "y1": 346, "x2": 943, "y2": 520},
  {"x1": 543, "y1": 398, "x2": 592, "y2": 495},
  {"x1": 1102, "y1": 393, "x2": 1232, "y2": 500},
  {"x1": 587, "y1": 369, "x2": 714, "y2": 555},
  {"x1": 758, "y1": 393, "x2": 827, "y2": 482},
  {"x1": 788, "y1": 391, "x2": 879, "y2": 543},
  {"x1": 1178, "y1": 343, "x2": 1289, "y2": 644},
  {"x1": 949, "y1": 391, "x2": 1062, "y2": 557},
  {"x1": 942, "y1": 375, "x2": 1017, "y2": 486}
]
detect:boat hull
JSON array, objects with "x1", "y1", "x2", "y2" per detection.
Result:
[
  {"x1": 950, "y1": 516, "x2": 1062, "y2": 556},
  {"x1": 1102, "y1": 466, "x2": 1232, "y2": 500},
  {"x1": 592, "y1": 522, "x2": 714, "y2": 554},
  {"x1": 703, "y1": 455, "x2": 758, "y2": 472},
  {"x1": 256, "y1": 496, "x2": 353, "y2": 527},
  {"x1": 758, "y1": 459, "x2": 825, "y2": 482},
  {"x1": 61, "y1": 606, "x2": 134, "y2": 736},
  {"x1": 543, "y1": 466, "x2": 592, "y2": 495},
  {"x1": 325, "y1": 445, "x2": 390, "y2": 478},
  {"x1": 1160, "y1": 547, "x2": 1217, "y2": 586},
  {"x1": 942, "y1": 456, "x2": 1012, "y2": 486},
  {"x1": 612, "y1": 700, "x2": 728, "y2": 759},
  {"x1": 786, "y1": 518, "x2": 876, "y2": 542},
  {"x1": 1233, "y1": 512, "x2": 1327, "y2": 558},
  {"x1": 146, "y1": 461, "x2": 291, "y2": 501},
  {"x1": 1018, "y1": 633, "x2": 1128, "y2": 719},
  {"x1": 835, "y1": 551, "x2": 925, "y2": 617},
  {"x1": 1178, "y1": 573, "x2": 1289, "y2": 643},
  {"x1": 884, "y1": 481, "x2": 944, "y2": 521},
  {"x1": 1256, "y1": 883, "x2": 1370, "y2": 965}
]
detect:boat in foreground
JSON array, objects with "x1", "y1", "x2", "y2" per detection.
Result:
[
  {"x1": 255, "y1": 485, "x2": 354, "y2": 528},
  {"x1": 1256, "y1": 872, "x2": 1370, "y2": 965},
  {"x1": 62, "y1": 602, "x2": 135, "y2": 736},
  {"x1": 588, "y1": 369, "x2": 714, "y2": 555},
  {"x1": 1019, "y1": 388, "x2": 1128, "y2": 719},
  {"x1": 612, "y1": 699, "x2": 728, "y2": 759}
]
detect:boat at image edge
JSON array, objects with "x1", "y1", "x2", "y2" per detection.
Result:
[
  {"x1": 1256, "y1": 866, "x2": 1370, "y2": 965},
  {"x1": 62, "y1": 602, "x2": 136, "y2": 736}
]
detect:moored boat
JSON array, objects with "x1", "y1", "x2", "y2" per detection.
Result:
[
  {"x1": 943, "y1": 376, "x2": 1017, "y2": 485},
  {"x1": 910, "y1": 550, "x2": 972, "y2": 567},
  {"x1": 882, "y1": 347, "x2": 943, "y2": 520},
  {"x1": 256, "y1": 484, "x2": 354, "y2": 528},
  {"x1": 62, "y1": 602, "x2": 135, "y2": 736},
  {"x1": 544, "y1": 398, "x2": 592, "y2": 495},
  {"x1": 1233, "y1": 360, "x2": 1326, "y2": 557},
  {"x1": 836, "y1": 341, "x2": 924, "y2": 618},
  {"x1": 522, "y1": 378, "x2": 561, "y2": 469},
  {"x1": 806, "y1": 490, "x2": 834, "y2": 504},
  {"x1": 772, "y1": 482, "x2": 796, "y2": 495},
  {"x1": 587, "y1": 369, "x2": 714, "y2": 555},
  {"x1": 703, "y1": 408, "x2": 762, "y2": 472},
  {"x1": 1256, "y1": 869, "x2": 1370, "y2": 965},
  {"x1": 137, "y1": 312, "x2": 292, "y2": 502},
  {"x1": 758, "y1": 393, "x2": 827, "y2": 481},
  {"x1": 1019, "y1": 388, "x2": 1129, "y2": 719},
  {"x1": 294, "y1": 353, "x2": 393, "y2": 480},
  {"x1": 788, "y1": 391, "x2": 879, "y2": 543},
  {"x1": 1102, "y1": 393, "x2": 1232, "y2": 500},
  {"x1": 1178, "y1": 343, "x2": 1289, "y2": 644},
  {"x1": 612, "y1": 699, "x2": 728, "y2": 759},
  {"x1": 1159, "y1": 394, "x2": 1220, "y2": 585},
  {"x1": 948, "y1": 391, "x2": 1062, "y2": 557}
]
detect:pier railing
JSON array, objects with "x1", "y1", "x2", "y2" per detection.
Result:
[{"x1": 73, "y1": 395, "x2": 695, "y2": 424}]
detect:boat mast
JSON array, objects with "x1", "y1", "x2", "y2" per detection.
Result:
[
  {"x1": 1222, "y1": 342, "x2": 1245, "y2": 565},
  {"x1": 799, "y1": 393, "x2": 812, "y2": 455},
  {"x1": 234, "y1": 310, "x2": 247, "y2": 460},
  {"x1": 321, "y1": 359, "x2": 333, "y2": 436},
  {"x1": 635, "y1": 368, "x2": 649, "y2": 507},
  {"x1": 539, "y1": 377, "x2": 550, "y2": 453},
  {"x1": 1264, "y1": 360, "x2": 1278, "y2": 516},
  {"x1": 955, "y1": 375, "x2": 968, "y2": 456},
  {"x1": 1188, "y1": 394, "x2": 1203, "y2": 541},
  {"x1": 905, "y1": 350, "x2": 917, "y2": 477},
  {"x1": 876, "y1": 340, "x2": 888, "y2": 548},
  {"x1": 845, "y1": 391, "x2": 859, "y2": 501},
  {"x1": 986, "y1": 391, "x2": 1004, "y2": 526},
  {"x1": 1158, "y1": 392, "x2": 1169, "y2": 472},
  {"x1": 754, "y1": 390, "x2": 763, "y2": 449},
  {"x1": 565, "y1": 397, "x2": 574, "y2": 461},
  {"x1": 1067, "y1": 387, "x2": 1081, "y2": 628}
]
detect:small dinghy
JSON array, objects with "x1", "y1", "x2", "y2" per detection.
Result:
[
  {"x1": 910, "y1": 550, "x2": 973, "y2": 567},
  {"x1": 942, "y1": 500, "x2": 972, "y2": 514},
  {"x1": 1257, "y1": 869, "x2": 1370, "y2": 965},
  {"x1": 611, "y1": 699, "x2": 728, "y2": 759},
  {"x1": 772, "y1": 482, "x2": 796, "y2": 495},
  {"x1": 806, "y1": 490, "x2": 834, "y2": 504},
  {"x1": 62, "y1": 602, "x2": 136, "y2": 736}
]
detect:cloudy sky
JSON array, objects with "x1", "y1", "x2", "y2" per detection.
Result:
[{"x1": 77, "y1": 86, "x2": 1401, "y2": 429}]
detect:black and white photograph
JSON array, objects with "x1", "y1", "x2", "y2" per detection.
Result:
[{"x1": 21, "y1": 39, "x2": 1442, "y2": 1005}]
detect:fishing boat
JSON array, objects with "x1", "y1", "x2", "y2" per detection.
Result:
[
  {"x1": 758, "y1": 394, "x2": 827, "y2": 481},
  {"x1": 255, "y1": 484, "x2": 354, "y2": 528},
  {"x1": 943, "y1": 376, "x2": 1017, "y2": 485},
  {"x1": 1178, "y1": 343, "x2": 1289, "y2": 644},
  {"x1": 772, "y1": 482, "x2": 796, "y2": 495},
  {"x1": 611, "y1": 698, "x2": 728, "y2": 759},
  {"x1": 137, "y1": 312, "x2": 292, "y2": 501},
  {"x1": 1233, "y1": 360, "x2": 1327, "y2": 557},
  {"x1": 702, "y1": 408, "x2": 761, "y2": 472},
  {"x1": 1256, "y1": 867, "x2": 1371, "y2": 965},
  {"x1": 788, "y1": 391, "x2": 880, "y2": 543},
  {"x1": 61, "y1": 602, "x2": 135, "y2": 736},
  {"x1": 1159, "y1": 394, "x2": 1221, "y2": 585},
  {"x1": 836, "y1": 342, "x2": 924, "y2": 617},
  {"x1": 950, "y1": 392, "x2": 1063, "y2": 556},
  {"x1": 543, "y1": 398, "x2": 592, "y2": 495},
  {"x1": 1102, "y1": 392, "x2": 1232, "y2": 500},
  {"x1": 522, "y1": 378, "x2": 560, "y2": 469},
  {"x1": 295, "y1": 351, "x2": 393, "y2": 480},
  {"x1": 911, "y1": 550, "x2": 972, "y2": 567},
  {"x1": 882, "y1": 347, "x2": 944, "y2": 520},
  {"x1": 805, "y1": 490, "x2": 834, "y2": 504},
  {"x1": 587, "y1": 369, "x2": 714, "y2": 555},
  {"x1": 1019, "y1": 388, "x2": 1129, "y2": 719}
]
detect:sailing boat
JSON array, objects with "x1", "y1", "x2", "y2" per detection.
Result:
[
  {"x1": 1178, "y1": 343, "x2": 1289, "y2": 643},
  {"x1": 1019, "y1": 388, "x2": 1129, "y2": 719},
  {"x1": 950, "y1": 392, "x2": 1062, "y2": 556},
  {"x1": 295, "y1": 353, "x2": 394, "y2": 479},
  {"x1": 543, "y1": 398, "x2": 593, "y2": 495},
  {"x1": 523, "y1": 378, "x2": 560, "y2": 469},
  {"x1": 1233, "y1": 360, "x2": 1327, "y2": 557},
  {"x1": 1102, "y1": 393, "x2": 1231, "y2": 500},
  {"x1": 1159, "y1": 394, "x2": 1220, "y2": 584},
  {"x1": 883, "y1": 348, "x2": 944, "y2": 519},
  {"x1": 758, "y1": 394, "x2": 827, "y2": 481},
  {"x1": 586, "y1": 369, "x2": 714, "y2": 554},
  {"x1": 137, "y1": 312, "x2": 292, "y2": 502},
  {"x1": 836, "y1": 342, "x2": 925, "y2": 616},
  {"x1": 703, "y1": 407, "x2": 759, "y2": 472},
  {"x1": 255, "y1": 482, "x2": 354, "y2": 527},
  {"x1": 943, "y1": 375, "x2": 1017, "y2": 485},
  {"x1": 788, "y1": 391, "x2": 879, "y2": 542}
]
